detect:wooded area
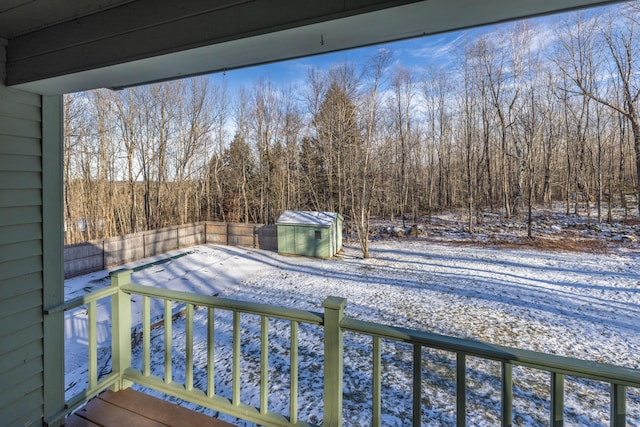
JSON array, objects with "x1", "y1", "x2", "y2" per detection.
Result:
[{"x1": 64, "y1": 3, "x2": 640, "y2": 254}]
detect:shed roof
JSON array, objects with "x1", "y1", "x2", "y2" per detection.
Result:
[{"x1": 277, "y1": 211, "x2": 340, "y2": 227}]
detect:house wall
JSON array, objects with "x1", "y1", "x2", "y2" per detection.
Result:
[
  {"x1": 0, "y1": 40, "x2": 45, "y2": 426},
  {"x1": 0, "y1": 40, "x2": 63, "y2": 427}
]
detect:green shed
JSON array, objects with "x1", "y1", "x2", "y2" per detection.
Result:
[{"x1": 276, "y1": 211, "x2": 343, "y2": 258}]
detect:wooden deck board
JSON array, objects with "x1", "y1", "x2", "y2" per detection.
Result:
[
  {"x1": 66, "y1": 388, "x2": 235, "y2": 427},
  {"x1": 65, "y1": 414, "x2": 101, "y2": 427}
]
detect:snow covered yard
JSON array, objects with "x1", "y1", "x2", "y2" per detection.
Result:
[{"x1": 64, "y1": 239, "x2": 640, "y2": 426}]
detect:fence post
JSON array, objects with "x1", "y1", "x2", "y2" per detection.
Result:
[
  {"x1": 110, "y1": 269, "x2": 132, "y2": 391},
  {"x1": 323, "y1": 296, "x2": 346, "y2": 427}
]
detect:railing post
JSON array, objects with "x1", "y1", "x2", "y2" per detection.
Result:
[
  {"x1": 502, "y1": 362, "x2": 513, "y2": 427},
  {"x1": 551, "y1": 372, "x2": 564, "y2": 427},
  {"x1": 323, "y1": 296, "x2": 346, "y2": 427},
  {"x1": 110, "y1": 269, "x2": 132, "y2": 391},
  {"x1": 611, "y1": 384, "x2": 626, "y2": 427}
]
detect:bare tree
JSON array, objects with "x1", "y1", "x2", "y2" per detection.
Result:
[
  {"x1": 389, "y1": 65, "x2": 418, "y2": 226},
  {"x1": 557, "y1": 7, "x2": 640, "y2": 215},
  {"x1": 351, "y1": 49, "x2": 392, "y2": 258}
]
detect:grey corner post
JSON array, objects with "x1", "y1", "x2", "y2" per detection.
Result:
[
  {"x1": 42, "y1": 94, "x2": 65, "y2": 427},
  {"x1": 110, "y1": 269, "x2": 132, "y2": 391},
  {"x1": 323, "y1": 296, "x2": 346, "y2": 427}
]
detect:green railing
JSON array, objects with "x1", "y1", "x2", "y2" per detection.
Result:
[
  {"x1": 341, "y1": 318, "x2": 640, "y2": 427},
  {"x1": 46, "y1": 269, "x2": 640, "y2": 426},
  {"x1": 44, "y1": 285, "x2": 121, "y2": 425}
]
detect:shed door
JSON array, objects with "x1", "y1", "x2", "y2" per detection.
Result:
[{"x1": 296, "y1": 227, "x2": 322, "y2": 256}]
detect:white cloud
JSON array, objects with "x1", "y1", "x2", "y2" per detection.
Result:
[{"x1": 408, "y1": 33, "x2": 467, "y2": 61}]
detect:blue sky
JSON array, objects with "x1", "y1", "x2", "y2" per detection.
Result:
[
  {"x1": 207, "y1": 2, "x2": 616, "y2": 94},
  {"x1": 208, "y1": 30, "x2": 469, "y2": 92}
]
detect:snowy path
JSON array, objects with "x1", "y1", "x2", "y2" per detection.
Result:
[{"x1": 64, "y1": 241, "x2": 640, "y2": 426}]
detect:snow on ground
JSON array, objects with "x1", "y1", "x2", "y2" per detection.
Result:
[{"x1": 64, "y1": 238, "x2": 640, "y2": 426}]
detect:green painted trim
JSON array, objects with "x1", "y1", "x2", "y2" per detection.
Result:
[
  {"x1": 45, "y1": 372, "x2": 119, "y2": 425},
  {"x1": 42, "y1": 94, "x2": 65, "y2": 426},
  {"x1": 260, "y1": 316, "x2": 269, "y2": 414},
  {"x1": 88, "y1": 301, "x2": 98, "y2": 389},
  {"x1": 186, "y1": 303, "x2": 194, "y2": 391},
  {"x1": 323, "y1": 297, "x2": 345, "y2": 427},
  {"x1": 412, "y1": 344, "x2": 421, "y2": 427},
  {"x1": 58, "y1": 274, "x2": 640, "y2": 427},
  {"x1": 122, "y1": 283, "x2": 324, "y2": 324},
  {"x1": 372, "y1": 336, "x2": 381, "y2": 427},
  {"x1": 124, "y1": 368, "x2": 314, "y2": 427},
  {"x1": 456, "y1": 353, "x2": 466, "y2": 427},
  {"x1": 44, "y1": 286, "x2": 117, "y2": 315},
  {"x1": 501, "y1": 362, "x2": 513, "y2": 427},
  {"x1": 163, "y1": 299, "x2": 172, "y2": 384},
  {"x1": 207, "y1": 307, "x2": 215, "y2": 398},
  {"x1": 341, "y1": 317, "x2": 640, "y2": 387},
  {"x1": 611, "y1": 384, "x2": 626, "y2": 427},
  {"x1": 110, "y1": 269, "x2": 132, "y2": 391},
  {"x1": 290, "y1": 321, "x2": 299, "y2": 424},
  {"x1": 143, "y1": 296, "x2": 151, "y2": 377},
  {"x1": 551, "y1": 372, "x2": 564, "y2": 427},
  {"x1": 232, "y1": 311, "x2": 241, "y2": 405}
]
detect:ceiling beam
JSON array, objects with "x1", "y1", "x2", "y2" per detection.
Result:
[
  {"x1": 6, "y1": 0, "x2": 421, "y2": 87},
  {"x1": 6, "y1": 0, "x2": 626, "y2": 94}
]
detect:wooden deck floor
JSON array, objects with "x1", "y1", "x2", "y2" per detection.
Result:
[{"x1": 65, "y1": 388, "x2": 235, "y2": 427}]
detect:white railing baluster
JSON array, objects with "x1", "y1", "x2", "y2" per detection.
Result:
[
  {"x1": 186, "y1": 303, "x2": 194, "y2": 391},
  {"x1": 260, "y1": 316, "x2": 269, "y2": 414},
  {"x1": 290, "y1": 320, "x2": 299, "y2": 424},
  {"x1": 164, "y1": 299, "x2": 172, "y2": 384}
]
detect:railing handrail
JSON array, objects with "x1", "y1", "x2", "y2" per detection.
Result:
[
  {"x1": 342, "y1": 317, "x2": 640, "y2": 388},
  {"x1": 121, "y1": 283, "x2": 325, "y2": 325},
  {"x1": 44, "y1": 286, "x2": 118, "y2": 315}
]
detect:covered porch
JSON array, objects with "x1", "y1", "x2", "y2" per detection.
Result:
[{"x1": 0, "y1": 0, "x2": 635, "y2": 426}]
